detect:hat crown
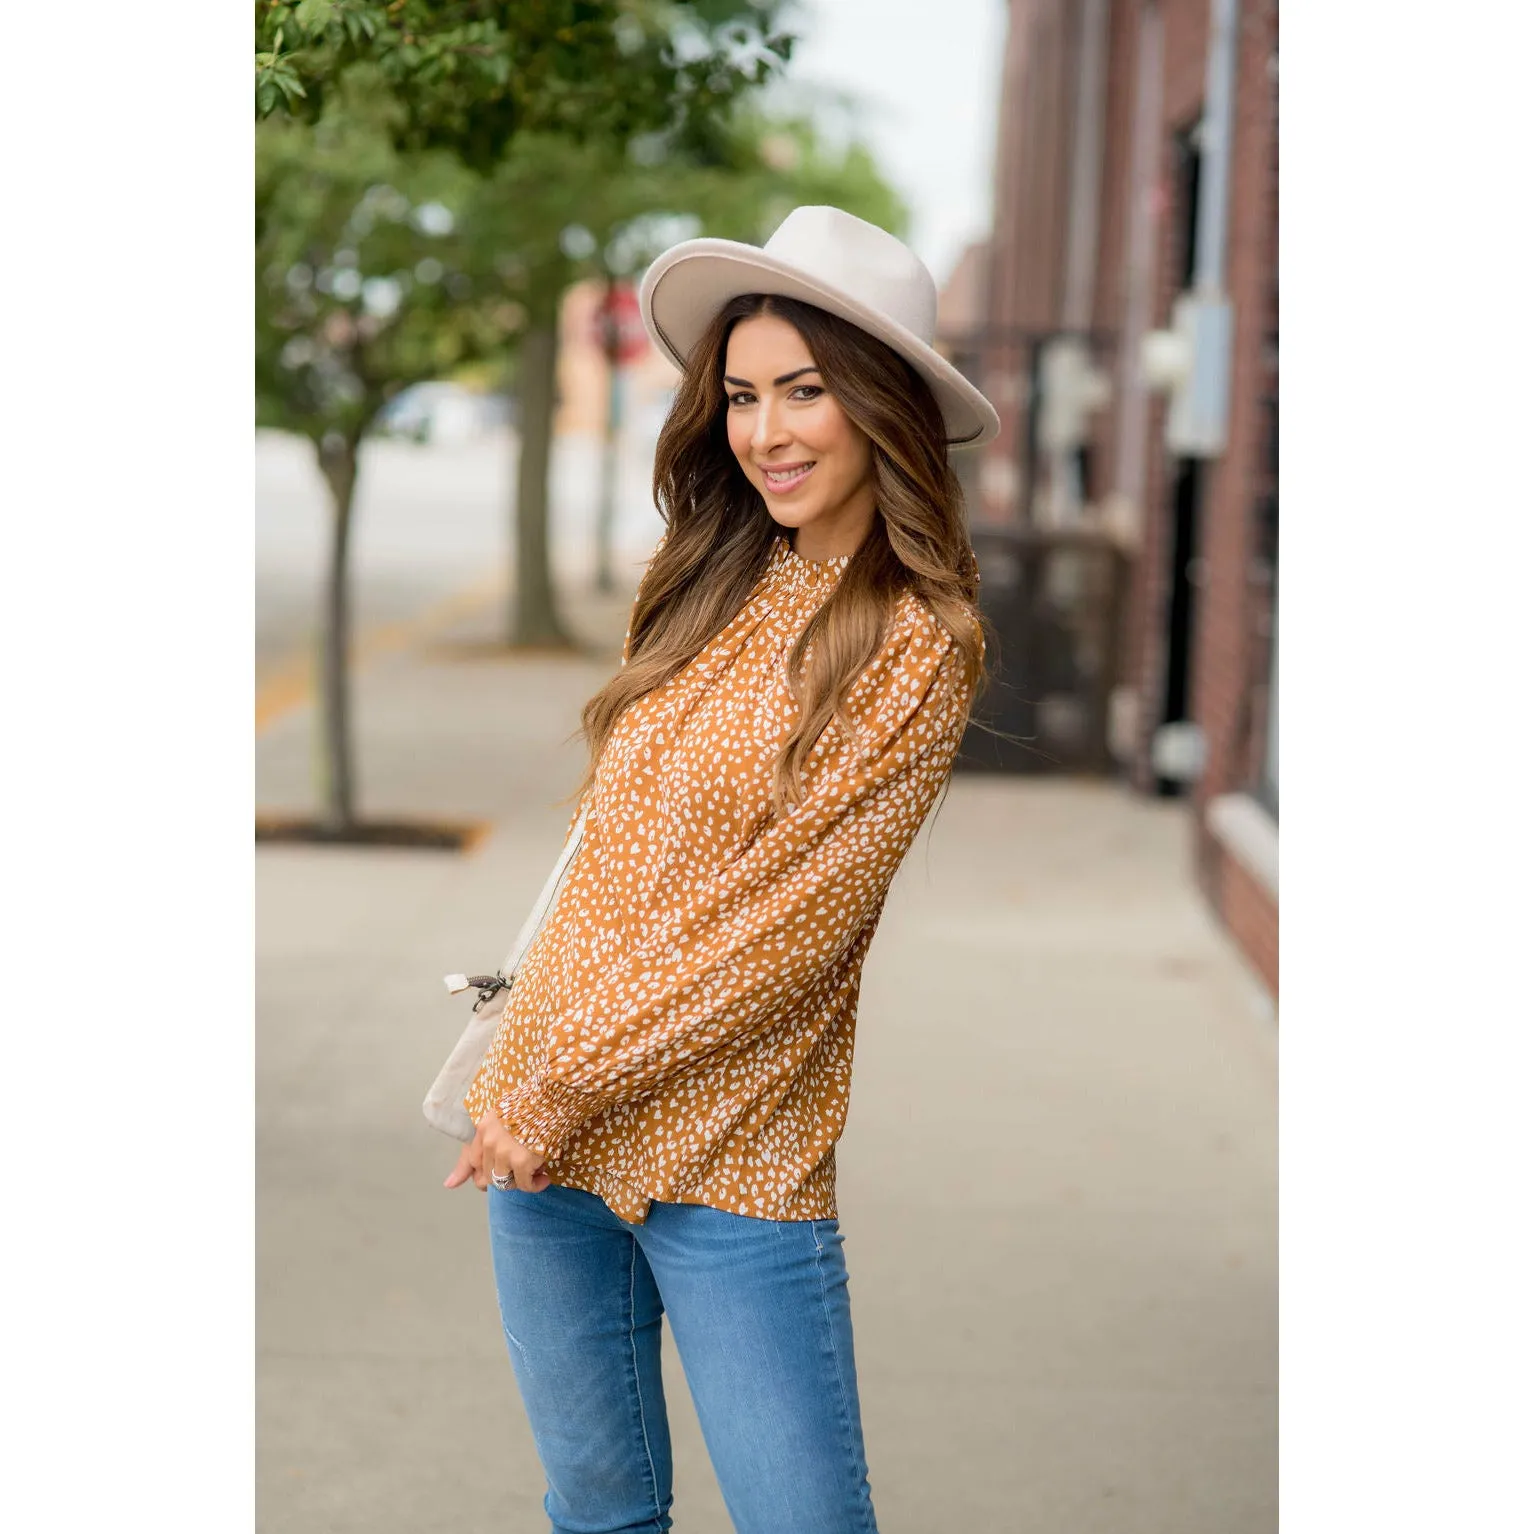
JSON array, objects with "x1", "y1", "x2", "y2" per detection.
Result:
[{"x1": 762, "y1": 206, "x2": 937, "y2": 345}]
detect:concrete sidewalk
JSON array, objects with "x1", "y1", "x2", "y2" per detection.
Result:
[{"x1": 256, "y1": 580, "x2": 1277, "y2": 1533}]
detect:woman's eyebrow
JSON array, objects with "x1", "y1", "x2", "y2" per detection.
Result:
[{"x1": 722, "y1": 366, "x2": 822, "y2": 388}]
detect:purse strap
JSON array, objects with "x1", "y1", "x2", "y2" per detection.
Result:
[
  {"x1": 498, "y1": 809, "x2": 587, "y2": 980},
  {"x1": 444, "y1": 809, "x2": 589, "y2": 1007}
]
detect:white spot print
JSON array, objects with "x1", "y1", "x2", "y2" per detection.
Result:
[{"x1": 463, "y1": 529, "x2": 980, "y2": 1225}]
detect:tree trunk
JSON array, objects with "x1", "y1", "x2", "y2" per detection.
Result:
[
  {"x1": 316, "y1": 435, "x2": 361, "y2": 831},
  {"x1": 509, "y1": 294, "x2": 576, "y2": 648}
]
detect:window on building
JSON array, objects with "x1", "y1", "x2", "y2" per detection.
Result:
[
  {"x1": 1259, "y1": 570, "x2": 1278, "y2": 817},
  {"x1": 1253, "y1": 392, "x2": 1279, "y2": 818}
]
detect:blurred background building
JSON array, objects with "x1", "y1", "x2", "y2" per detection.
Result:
[
  {"x1": 944, "y1": 0, "x2": 1278, "y2": 994},
  {"x1": 256, "y1": 11, "x2": 1280, "y2": 1522},
  {"x1": 256, "y1": 0, "x2": 1277, "y2": 994}
]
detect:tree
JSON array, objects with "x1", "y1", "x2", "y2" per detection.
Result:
[
  {"x1": 255, "y1": 0, "x2": 796, "y2": 171},
  {"x1": 256, "y1": 78, "x2": 512, "y2": 830},
  {"x1": 255, "y1": 1, "x2": 802, "y2": 832}
]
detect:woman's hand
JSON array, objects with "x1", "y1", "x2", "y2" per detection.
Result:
[{"x1": 443, "y1": 1111, "x2": 552, "y2": 1193}]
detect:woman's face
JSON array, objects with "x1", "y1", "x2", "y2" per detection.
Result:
[{"x1": 722, "y1": 313, "x2": 877, "y2": 555}]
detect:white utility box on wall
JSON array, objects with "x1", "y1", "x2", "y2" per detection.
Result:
[
  {"x1": 1140, "y1": 291, "x2": 1233, "y2": 459},
  {"x1": 1037, "y1": 335, "x2": 1112, "y2": 455}
]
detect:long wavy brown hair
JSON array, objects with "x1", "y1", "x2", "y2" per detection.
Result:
[{"x1": 568, "y1": 292, "x2": 993, "y2": 818}]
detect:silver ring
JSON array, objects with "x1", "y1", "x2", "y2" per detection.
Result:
[{"x1": 490, "y1": 1169, "x2": 515, "y2": 1191}]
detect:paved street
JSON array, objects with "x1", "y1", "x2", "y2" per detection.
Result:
[
  {"x1": 256, "y1": 555, "x2": 1277, "y2": 1531},
  {"x1": 256, "y1": 426, "x2": 665, "y2": 685}
]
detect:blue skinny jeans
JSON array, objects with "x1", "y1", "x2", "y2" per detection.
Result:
[{"x1": 487, "y1": 1183, "x2": 880, "y2": 1534}]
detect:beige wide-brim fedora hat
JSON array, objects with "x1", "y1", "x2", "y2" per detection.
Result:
[{"x1": 638, "y1": 205, "x2": 1000, "y2": 450}]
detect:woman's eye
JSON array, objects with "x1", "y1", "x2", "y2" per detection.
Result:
[
  {"x1": 791, "y1": 385, "x2": 824, "y2": 402},
  {"x1": 727, "y1": 391, "x2": 755, "y2": 407}
]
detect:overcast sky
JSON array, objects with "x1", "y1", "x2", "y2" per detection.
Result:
[{"x1": 781, "y1": 0, "x2": 1009, "y2": 288}]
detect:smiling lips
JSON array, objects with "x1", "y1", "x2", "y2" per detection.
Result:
[{"x1": 760, "y1": 461, "x2": 816, "y2": 495}]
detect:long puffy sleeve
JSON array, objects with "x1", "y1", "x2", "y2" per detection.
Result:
[{"x1": 494, "y1": 606, "x2": 980, "y2": 1159}]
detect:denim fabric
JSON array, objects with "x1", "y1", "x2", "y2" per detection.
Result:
[{"x1": 488, "y1": 1184, "x2": 879, "y2": 1534}]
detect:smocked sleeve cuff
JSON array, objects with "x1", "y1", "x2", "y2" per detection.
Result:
[{"x1": 495, "y1": 1077, "x2": 606, "y2": 1161}]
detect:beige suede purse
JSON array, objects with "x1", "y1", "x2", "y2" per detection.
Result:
[{"x1": 422, "y1": 811, "x2": 587, "y2": 1143}]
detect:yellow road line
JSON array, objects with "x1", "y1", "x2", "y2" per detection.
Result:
[{"x1": 255, "y1": 573, "x2": 504, "y2": 737}]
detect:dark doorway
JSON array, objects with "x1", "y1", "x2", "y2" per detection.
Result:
[
  {"x1": 1150, "y1": 117, "x2": 1208, "y2": 797},
  {"x1": 1156, "y1": 457, "x2": 1203, "y2": 796},
  {"x1": 1176, "y1": 119, "x2": 1202, "y2": 288}
]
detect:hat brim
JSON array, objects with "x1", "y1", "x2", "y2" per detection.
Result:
[{"x1": 638, "y1": 238, "x2": 1000, "y2": 450}]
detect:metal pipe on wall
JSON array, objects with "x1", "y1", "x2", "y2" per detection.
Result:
[
  {"x1": 1194, "y1": 0, "x2": 1240, "y2": 295},
  {"x1": 1046, "y1": 0, "x2": 1109, "y2": 525},
  {"x1": 1061, "y1": 0, "x2": 1109, "y2": 331},
  {"x1": 1111, "y1": 0, "x2": 1166, "y2": 531}
]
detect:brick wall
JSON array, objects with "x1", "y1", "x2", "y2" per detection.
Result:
[
  {"x1": 978, "y1": 0, "x2": 1279, "y2": 995},
  {"x1": 1212, "y1": 840, "x2": 1278, "y2": 995},
  {"x1": 1183, "y1": 1, "x2": 1278, "y2": 998},
  {"x1": 1097, "y1": 0, "x2": 1279, "y2": 993},
  {"x1": 1188, "y1": 0, "x2": 1278, "y2": 819},
  {"x1": 976, "y1": 0, "x2": 1082, "y2": 527}
]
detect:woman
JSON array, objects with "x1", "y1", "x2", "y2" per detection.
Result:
[{"x1": 445, "y1": 206, "x2": 1001, "y2": 1534}]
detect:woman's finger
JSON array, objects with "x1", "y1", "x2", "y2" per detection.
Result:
[
  {"x1": 442, "y1": 1142, "x2": 476, "y2": 1190},
  {"x1": 444, "y1": 1122, "x2": 484, "y2": 1190},
  {"x1": 484, "y1": 1118, "x2": 513, "y2": 1189},
  {"x1": 488, "y1": 1137, "x2": 516, "y2": 1191},
  {"x1": 461, "y1": 1124, "x2": 488, "y2": 1192}
]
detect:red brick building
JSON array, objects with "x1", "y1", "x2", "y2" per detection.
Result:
[{"x1": 955, "y1": 0, "x2": 1278, "y2": 995}]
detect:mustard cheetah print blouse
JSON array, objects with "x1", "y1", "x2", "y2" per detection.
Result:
[{"x1": 464, "y1": 528, "x2": 981, "y2": 1224}]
